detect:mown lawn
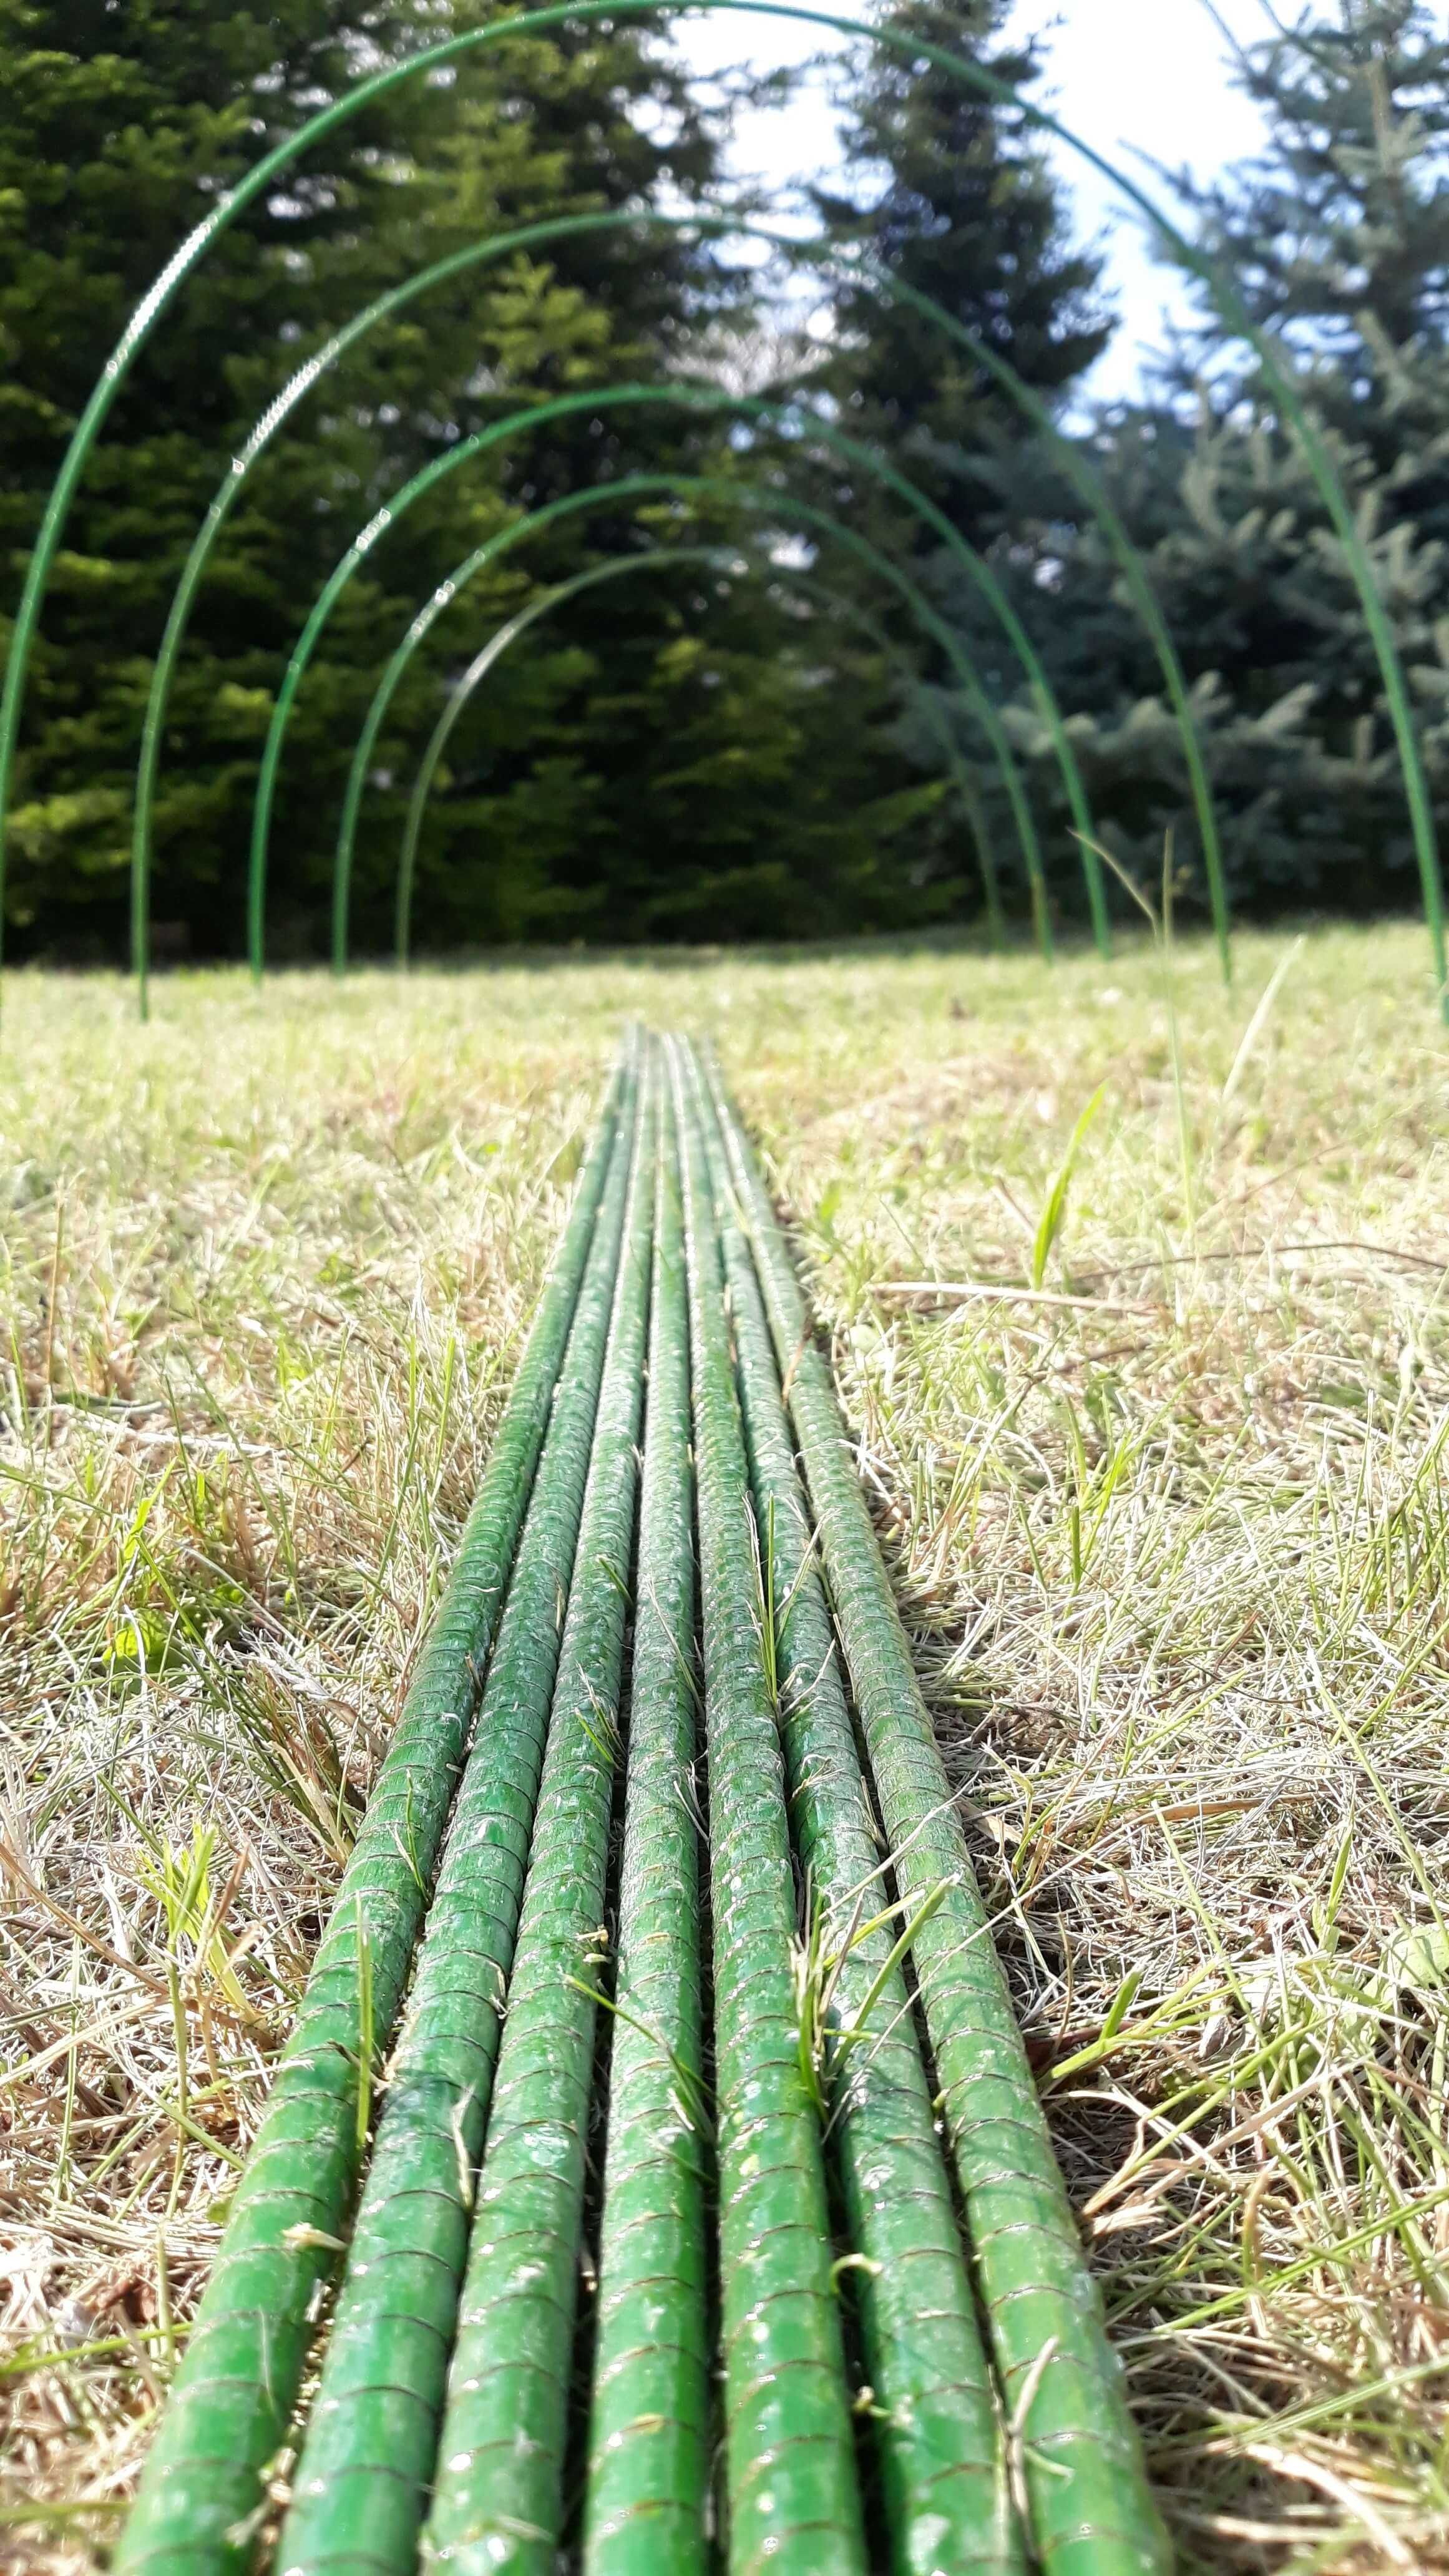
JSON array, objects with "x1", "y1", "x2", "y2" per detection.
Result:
[{"x1": 3, "y1": 922, "x2": 1448, "y2": 2571}]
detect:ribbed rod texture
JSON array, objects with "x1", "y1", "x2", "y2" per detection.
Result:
[
  {"x1": 668, "y1": 1035, "x2": 867, "y2": 2576},
  {"x1": 422, "y1": 1057, "x2": 658, "y2": 2571},
  {"x1": 114, "y1": 1028, "x2": 1169, "y2": 2576},
  {"x1": 114, "y1": 1060, "x2": 633, "y2": 2576},
  {"x1": 698, "y1": 1044, "x2": 1171, "y2": 2576},
  {"x1": 275, "y1": 1055, "x2": 646, "y2": 2574},
  {"x1": 693, "y1": 1058, "x2": 1025, "y2": 2576},
  {"x1": 583, "y1": 1086, "x2": 710, "y2": 2572}
]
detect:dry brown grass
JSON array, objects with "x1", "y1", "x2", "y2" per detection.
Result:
[{"x1": 3, "y1": 924, "x2": 1448, "y2": 2570}]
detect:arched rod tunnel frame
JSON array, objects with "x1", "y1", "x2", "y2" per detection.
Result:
[
  {"x1": 256, "y1": 459, "x2": 1050, "y2": 979},
  {"x1": 2, "y1": 0, "x2": 1439, "y2": 1008},
  {"x1": 248, "y1": 386, "x2": 1083, "y2": 981},
  {"x1": 264, "y1": 470, "x2": 1045, "y2": 975},
  {"x1": 388, "y1": 544, "x2": 1010, "y2": 967},
  {"x1": 125, "y1": 205, "x2": 1234, "y2": 1003},
  {"x1": 333, "y1": 468, "x2": 1051, "y2": 976}
]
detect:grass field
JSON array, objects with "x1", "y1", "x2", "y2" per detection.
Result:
[{"x1": 3, "y1": 920, "x2": 1448, "y2": 2572}]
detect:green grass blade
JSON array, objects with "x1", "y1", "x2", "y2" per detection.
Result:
[{"x1": 1031, "y1": 1084, "x2": 1106, "y2": 1290}]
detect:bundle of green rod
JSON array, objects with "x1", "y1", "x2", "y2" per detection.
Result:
[{"x1": 114, "y1": 1033, "x2": 1171, "y2": 2576}]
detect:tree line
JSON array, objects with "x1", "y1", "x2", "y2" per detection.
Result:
[{"x1": 1, "y1": 0, "x2": 1445, "y2": 958}]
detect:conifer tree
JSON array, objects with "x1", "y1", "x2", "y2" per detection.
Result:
[
  {"x1": 994, "y1": 0, "x2": 1449, "y2": 913},
  {"x1": 802, "y1": 0, "x2": 1112, "y2": 927},
  {"x1": 1, "y1": 0, "x2": 849, "y2": 953},
  {"x1": 411, "y1": 557, "x2": 963, "y2": 946},
  {"x1": 814, "y1": 0, "x2": 1108, "y2": 527}
]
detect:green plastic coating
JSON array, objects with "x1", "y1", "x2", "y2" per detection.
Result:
[
  {"x1": 273, "y1": 1053, "x2": 645, "y2": 2575},
  {"x1": 395, "y1": 550, "x2": 731, "y2": 967},
  {"x1": 245, "y1": 383, "x2": 1083, "y2": 981},
  {"x1": 668, "y1": 1035, "x2": 867, "y2": 2576},
  {"x1": 951, "y1": 765, "x2": 1006, "y2": 951},
  {"x1": 693, "y1": 1059, "x2": 1025, "y2": 2576},
  {"x1": 131, "y1": 210, "x2": 1185, "y2": 1002},
  {"x1": 337, "y1": 463, "x2": 1048, "y2": 980},
  {"x1": 393, "y1": 545, "x2": 1007, "y2": 968},
  {"x1": 4, "y1": 1, "x2": 1439, "y2": 1011},
  {"x1": 112, "y1": 1061, "x2": 630, "y2": 2576},
  {"x1": 698, "y1": 1048, "x2": 1173, "y2": 2576},
  {"x1": 583, "y1": 1091, "x2": 709, "y2": 2574},
  {"x1": 422, "y1": 1063, "x2": 657, "y2": 2572},
  {"x1": 127, "y1": 207, "x2": 1166, "y2": 998}
]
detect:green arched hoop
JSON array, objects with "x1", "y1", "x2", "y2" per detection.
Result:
[
  {"x1": 127, "y1": 207, "x2": 1234, "y2": 1001},
  {"x1": 313, "y1": 471, "x2": 1044, "y2": 970},
  {"x1": 249, "y1": 386, "x2": 1080, "y2": 977},
  {"x1": 392, "y1": 547, "x2": 1009, "y2": 965},
  {"x1": 3, "y1": 1, "x2": 1438, "y2": 1011},
  {"x1": 336, "y1": 467, "x2": 1044, "y2": 973},
  {"x1": 271, "y1": 462, "x2": 1047, "y2": 977}
]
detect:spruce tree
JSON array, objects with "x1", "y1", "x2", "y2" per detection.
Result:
[
  {"x1": 0, "y1": 0, "x2": 808, "y2": 954},
  {"x1": 802, "y1": 0, "x2": 1112, "y2": 929},
  {"x1": 409, "y1": 552, "x2": 967, "y2": 947},
  {"x1": 994, "y1": 0, "x2": 1449, "y2": 914},
  {"x1": 814, "y1": 0, "x2": 1108, "y2": 526}
]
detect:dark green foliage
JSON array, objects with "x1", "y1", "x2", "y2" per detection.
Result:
[
  {"x1": 0, "y1": 0, "x2": 1113, "y2": 956},
  {"x1": 404, "y1": 557, "x2": 973, "y2": 947},
  {"x1": 0, "y1": 1, "x2": 700, "y2": 938},
  {"x1": 814, "y1": 0, "x2": 1108, "y2": 526},
  {"x1": 2, "y1": 0, "x2": 909, "y2": 952},
  {"x1": 19, "y1": 0, "x2": 1446, "y2": 948},
  {"x1": 801, "y1": 0, "x2": 1111, "y2": 926}
]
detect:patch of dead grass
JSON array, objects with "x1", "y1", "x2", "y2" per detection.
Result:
[{"x1": 3, "y1": 926, "x2": 1447, "y2": 2570}]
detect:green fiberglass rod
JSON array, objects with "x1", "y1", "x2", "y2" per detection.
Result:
[
  {"x1": 691, "y1": 1043, "x2": 1025, "y2": 2575},
  {"x1": 273, "y1": 1063, "x2": 649, "y2": 2576},
  {"x1": 248, "y1": 383, "x2": 1091, "y2": 980},
  {"x1": 127, "y1": 205, "x2": 1211, "y2": 1003},
  {"x1": 698, "y1": 1048, "x2": 1173, "y2": 2576},
  {"x1": 394, "y1": 551, "x2": 734, "y2": 970},
  {"x1": 582, "y1": 1091, "x2": 708, "y2": 2575},
  {"x1": 114, "y1": 1058, "x2": 636, "y2": 2576},
  {"x1": 394, "y1": 547, "x2": 1008, "y2": 966},
  {"x1": 2, "y1": 1, "x2": 1437, "y2": 1006},
  {"x1": 323, "y1": 459, "x2": 1053, "y2": 980},
  {"x1": 668, "y1": 1032, "x2": 867, "y2": 2576},
  {"x1": 421, "y1": 1058, "x2": 657, "y2": 2574}
]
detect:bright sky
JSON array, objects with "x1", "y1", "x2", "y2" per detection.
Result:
[{"x1": 675, "y1": 0, "x2": 1280, "y2": 398}]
